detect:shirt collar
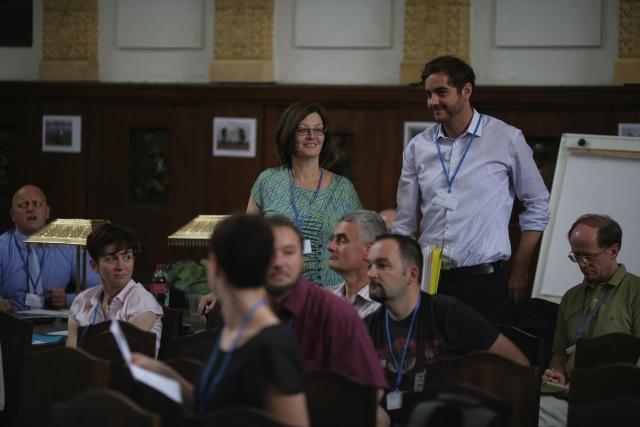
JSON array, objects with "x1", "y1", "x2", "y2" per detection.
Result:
[
  {"x1": 278, "y1": 276, "x2": 311, "y2": 318},
  {"x1": 334, "y1": 280, "x2": 374, "y2": 303},
  {"x1": 584, "y1": 264, "x2": 627, "y2": 288},
  {"x1": 355, "y1": 282, "x2": 374, "y2": 302},
  {"x1": 90, "y1": 279, "x2": 136, "y2": 308},
  {"x1": 13, "y1": 228, "x2": 29, "y2": 245},
  {"x1": 435, "y1": 109, "x2": 482, "y2": 141}
]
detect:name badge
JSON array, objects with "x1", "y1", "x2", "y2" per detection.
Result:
[
  {"x1": 566, "y1": 344, "x2": 576, "y2": 355},
  {"x1": 25, "y1": 293, "x2": 44, "y2": 309},
  {"x1": 303, "y1": 239, "x2": 312, "y2": 255},
  {"x1": 434, "y1": 189, "x2": 458, "y2": 211},
  {"x1": 414, "y1": 370, "x2": 426, "y2": 393},
  {"x1": 386, "y1": 390, "x2": 403, "y2": 410}
]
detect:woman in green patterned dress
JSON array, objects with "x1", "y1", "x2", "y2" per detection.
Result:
[{"x1": 247, "y1": 101, "x2": 362, "y2": 287}]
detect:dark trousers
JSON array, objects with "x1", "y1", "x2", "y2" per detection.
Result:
[{"x1": 437, "y1": 264, "x2": 507, "y2": 324}]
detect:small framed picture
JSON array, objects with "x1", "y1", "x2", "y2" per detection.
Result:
[
  {"x1": 404, "y1": 121, "x2": 436, "y2": 148},
  {"x1": 42, "y1": 115, "x2": 82, "y2": 153},
  {"x1": 618, "y1": 123, "x2": 640, "y2": 137},
  {"x1": 212, "y1": 117, "x2": 257, "y2": 158}
]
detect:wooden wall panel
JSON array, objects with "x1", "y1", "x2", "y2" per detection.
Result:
[{"x1": 0, "y1": 82, "x2": 638, "y2": 284}]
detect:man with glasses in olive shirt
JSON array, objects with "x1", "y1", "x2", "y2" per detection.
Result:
[{"x1": 539, "y1": 214, "x2": 640, "y2": 427}]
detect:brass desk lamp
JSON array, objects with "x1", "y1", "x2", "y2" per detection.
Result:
[
  {"x1": 167, "y1": 215, "x2": 229, "y2": 247},
  {"x1": 25, "y1": 219, "x2": 109, "y2": 293}
]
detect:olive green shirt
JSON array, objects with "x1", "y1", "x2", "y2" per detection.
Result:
[{"x1": 552, "y1": 264, "x2": 640, "y2": 375}]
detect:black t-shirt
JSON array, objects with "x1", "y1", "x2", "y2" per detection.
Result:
[
  {"x1": 194, "y1": 324, "x2": 303, "y2": 414},
  {"x1": 366, "y1": 292, "x2": 499, "y2": 395}
]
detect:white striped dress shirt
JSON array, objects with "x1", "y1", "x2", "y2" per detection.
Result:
[{"x1": 393, "y1": 110, "x2": 550, "y2": 267}]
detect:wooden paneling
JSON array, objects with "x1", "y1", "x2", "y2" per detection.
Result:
[{"x1": 0, "y1": 82, "x2": 638, "y2": 282}]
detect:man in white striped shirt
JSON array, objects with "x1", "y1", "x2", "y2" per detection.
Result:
[{"x1": 393, "y1": 55, "x2": 550, "y2": 323}]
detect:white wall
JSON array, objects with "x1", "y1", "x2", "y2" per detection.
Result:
[
  {"x1": 0, "y1": 0, "x2": 623, "y2": 86},
  {"x1": 274, "y1": 0, "x2": 405, "y2": 84},
  {"x1": 99, "y1": 0, "x2": 214, "y2": 83},
  {"x1": 0, "y1": 0, "x2": 42, "y2": 80},
  {"x1": 471, "y1": 0, "x2": 619, "y2": 86}
]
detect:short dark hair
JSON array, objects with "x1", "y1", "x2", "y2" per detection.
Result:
[
  {"x1": 275, "y1": 101, "x2": 332, "y2": 166},
  {"x1": 264, "y1": 215, "x2": 304, "y2": 250},
  {"x1": 420, "y1": 55, "x2": 476, "y2": 93},
  {"x1": 375, "y1": 234, "x2": 423, "y2": 282},
  {"x1": 209, "y1": 214, "x2": 274, "y2": 289},
  {"x1": 87, "y1": 223, "x2": 140, "y2": 262},
  {"x1": 568, "y1": 214, "x2": 622, "y2": 249}
]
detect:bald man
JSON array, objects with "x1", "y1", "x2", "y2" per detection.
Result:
[{"x1": 0, "y1": 185, "x2": 100, "y2": 313}]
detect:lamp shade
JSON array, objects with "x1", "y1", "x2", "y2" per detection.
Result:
[{"x1": 168, "y1": 215, "x2": 229, "y2": 247}]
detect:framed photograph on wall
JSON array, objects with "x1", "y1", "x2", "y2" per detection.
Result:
[
  {"x1": 42, "y1": 115, "x2": 82, "y2": 153},
  {"x1": 212, "y1": 117, "x2": 257, "y2": 158},
  {"x1": 618, "y1": 123, "x2": 640, "y2": 137},
  {"x1": 403, "y1": 121, "x2": 436, "y2": 148}
]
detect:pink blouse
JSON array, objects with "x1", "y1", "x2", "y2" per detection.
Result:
[{"x1": 69, "y1": 279, "x2": 163, "y2": 355}]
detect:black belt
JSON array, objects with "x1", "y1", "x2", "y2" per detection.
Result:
[{"x1": 440, "y1": 261, "x2": 502, "y2": 282}]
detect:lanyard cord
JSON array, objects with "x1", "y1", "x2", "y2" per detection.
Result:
[
  {"x1": 385, "y1": 294, "x2": 422, "y2": 391},
  {"x1": 13, "y1": 231, "x2": 45, "y2": 294},
  {"x1": 434, "y1": 115, "x2": 482, "y2": 193},
  {"x1": 288, "y1": 167, "x2": 323, "y2": 231},
  {"x1": 197, "y1": 298, "x2": 267, "y2": 414},
  {"x1": 575, "y1": 286, "x2": 613, "y2": 340},
  {"x1": 78, "y1": 291, "x2": 112, "y2": 346}
]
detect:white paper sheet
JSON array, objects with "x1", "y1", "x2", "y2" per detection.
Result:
[
  {"x1": 46, "y1": 330, "x2": 69, "y2": 336},
  {"x1": 109, "y1": 320, "x2": 182, "y2": 403}
]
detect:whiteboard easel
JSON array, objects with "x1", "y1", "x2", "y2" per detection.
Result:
[{"x1": 532, "y1": 134, "x2": 640, "y2": 303}]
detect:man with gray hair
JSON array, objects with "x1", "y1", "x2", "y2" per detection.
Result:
[{"x1": 327, "y1": 210, "x2": 387, "y2": 318}]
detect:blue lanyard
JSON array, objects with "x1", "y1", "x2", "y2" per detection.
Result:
[
  {"x1": 575, "y1": 286, "x2": 613, "y2": 340},
  {"x1": 434, "y1": 115, "x2": 482, "y2": 193},
  {"x1": 288, "y1": 167, "x2": 323, "y2": 231},
  {"x1": 197, "y1": 298, "x2": 267, "y2": 414},
  {"x1": 13, "y1": 231, "x2": 45, "y2": 294},
  {"x1": 78, "y1": 296, "x2": 106, "y2": 346},
  {"x1": 79, "y1": 290, "x2": 113, "y2": 346},
  {"x1": 385, "y1": 294, "x2": 422, "y2": 391}
]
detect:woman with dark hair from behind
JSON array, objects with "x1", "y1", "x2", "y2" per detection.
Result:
[
  {"x1": 133, "y1": 214, "x2": 309, "y2": 426},
  {"x1": 247, "y1": 101, "x2": 362, "y2": 287}
]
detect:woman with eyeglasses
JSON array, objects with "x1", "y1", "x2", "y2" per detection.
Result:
[{"x1": 247, "y1": 101, "x2": 362, "y2": 287}]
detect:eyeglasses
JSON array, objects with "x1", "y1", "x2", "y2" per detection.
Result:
[
  {"x1": 296, "y1": 128, "x2": 326, "y2": 137},
  {"x1": 568, "y1": 247, "x2": 609, "y2": 264}
]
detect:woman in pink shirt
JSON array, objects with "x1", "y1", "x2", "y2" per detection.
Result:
[{"x1": 66, "y1": 224, "x2": 163, "y2": 355}]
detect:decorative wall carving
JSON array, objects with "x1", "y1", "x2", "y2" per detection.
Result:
[
  {"x1": 403, "y1": 0, "x2": 470, "y2": 62},
  {"x1": 619, "y1": 0, "x2": 640, "y2": 58},
  {"x1": 131, "y1": 129, "x2": 170, "y2": 204},
  {"x1": 214, "y1": 0, "x2": 273, "y2": 60},
  {"x1": 323, "y1": 132, "x2": 355, "y2": 180},
  {"x1": 42, "y1": 0, "x2": 98, "y2": 61},
  {"x1": 530, "y1": 139, "x2": 559, "y2": 190},
  {"x1": 0, "y1": 126, "x2": 15, "y2": 199}
]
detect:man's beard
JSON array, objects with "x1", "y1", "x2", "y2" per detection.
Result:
[
  {"x1": 265, "y1": 282, "x2": 296, "y2": 298},
  {"x1": 368, "y1": 279, "x2": 389, "y2": 304}
]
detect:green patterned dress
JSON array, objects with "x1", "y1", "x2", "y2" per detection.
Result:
[{"x1": 251, "y1": 166, "x2": 362, "y2": 286}]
